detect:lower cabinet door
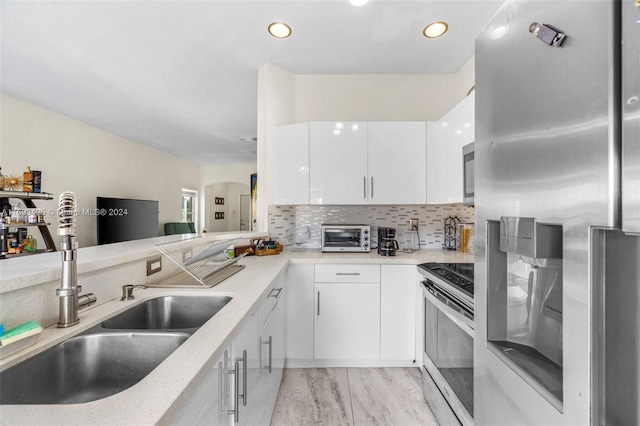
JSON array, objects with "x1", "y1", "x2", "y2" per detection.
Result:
[
  {"x1": 234, "y1": 310, "x2": 260, "y2": 426},
  {"x1": 314, "y1": 282, "x2": 380, "y2": 360},
  {"x1": 172, "y1": 347, "x2": 233, "y2": 426},
  {"x1": 286, "y1": 264, "x2": 315, "y2": 361},
  {"x1": 236, "y1": 286, "x2": 287, "y2": 426},
  {"x1": 380, "y1": 265, "x2": 417, "y2": 360},
  {"x1": 260, "y1": 286, "x2": 287, "y2": 423}
]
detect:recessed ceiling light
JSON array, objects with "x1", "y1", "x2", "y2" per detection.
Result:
[
  {"x1": 349, "y1": 0, "x2": 370, "y2": 6},
  {"x1": 423, "y1": 21, "x2": 449, "y2": 38},
  {"x1": 268, "y1": 22, "x2": 292, "y2": 38}
]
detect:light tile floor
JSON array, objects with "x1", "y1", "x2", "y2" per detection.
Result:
[{"x1": 270, "y1": 368, "x2": 439, "y2": 426}]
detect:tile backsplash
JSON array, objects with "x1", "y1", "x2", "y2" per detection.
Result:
[{"x1": 268, "y1": 204, "x2": 474, "y2": 250}]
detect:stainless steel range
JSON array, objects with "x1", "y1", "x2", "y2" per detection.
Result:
[{"x1": 418, "y1": 262, "x2": 474, "y2": 426}]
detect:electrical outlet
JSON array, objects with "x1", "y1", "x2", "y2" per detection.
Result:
[
  {"x1": 409, "y1": 218, "x2": 419, "y2": 231},
  {"x1": 146, "y1": 256, "x2": 162, "y2": 276}
]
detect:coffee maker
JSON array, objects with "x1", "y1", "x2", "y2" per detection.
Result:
[{"x1": 378, "y1": 227, "x2": 399, "y2": 256}]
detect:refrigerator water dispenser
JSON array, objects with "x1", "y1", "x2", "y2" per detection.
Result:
[{"x1": 487, "y1": 217, "x2": 564, "y2": 410}]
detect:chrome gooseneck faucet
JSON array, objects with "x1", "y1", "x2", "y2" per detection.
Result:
[{"x1": 56, "y1": 192, "x2": 96, "y2": 328}]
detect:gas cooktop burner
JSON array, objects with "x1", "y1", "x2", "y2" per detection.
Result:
[{"x1": 417, "y1": 262, "x2": 475, "y2": 297}]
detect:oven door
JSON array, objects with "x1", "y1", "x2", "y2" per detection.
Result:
[{"x1": 422, "y1": 281, "x2": 474, "y2": 426}]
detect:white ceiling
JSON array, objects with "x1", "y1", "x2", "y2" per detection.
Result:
[{"x1": 1, "y1": 0, "x2": 504, "y2": 166}]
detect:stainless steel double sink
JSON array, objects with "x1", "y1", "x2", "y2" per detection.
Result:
[{"x1": 0, "y1": 294, "x2": 232, "y2": 405}]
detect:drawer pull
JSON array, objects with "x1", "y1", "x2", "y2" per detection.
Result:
[
  {"x1": 336, "y1": 272, "x2": 361, "y2": 276},
  {"x1": 268, "y1": 287, "x2": 283, "y2": 299}
]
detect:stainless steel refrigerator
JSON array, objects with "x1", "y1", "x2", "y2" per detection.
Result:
[{"x1": 475, "y1": 1, "x2": 640, "y2": 424}]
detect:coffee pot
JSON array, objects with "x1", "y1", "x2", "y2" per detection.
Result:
[{"x1": 378, "y1": 227, "x2": 399, "y2": 256}]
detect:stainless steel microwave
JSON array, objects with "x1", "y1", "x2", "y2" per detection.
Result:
[
  {"x1": 321, "y1": 224, "x2": 370, "y2": 252},
  {"x1": 463, "y1": 142, "x2": 475, "y2": 206}
]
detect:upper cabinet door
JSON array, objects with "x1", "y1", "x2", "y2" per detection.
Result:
[
  {"x1": 426, "y1": 120, "x2": 448, "y2": 204},
  {"x1": 367, "y1": 122, "x2": 427, "y2": 205},
  {"x1": 426, "y1": 92, "x2": 475, "y2": 204},
  {"x1": 445, "y1": 92, "x2": 475, "y2": 204},
  {"x1": 310, "y1": 122, "x2": 368, "y2": 205},
  {"x1": 273, "y1": 123, "x2": 310, "y2": 205}
]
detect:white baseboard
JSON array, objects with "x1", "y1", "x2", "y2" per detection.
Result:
[{"x1": 285, "y1": 359, "x2": 418, "y2": 368}]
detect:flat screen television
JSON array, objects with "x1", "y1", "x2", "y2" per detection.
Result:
[{"x1": 96, "y1": 197, "x2": 159, "y2": 245}]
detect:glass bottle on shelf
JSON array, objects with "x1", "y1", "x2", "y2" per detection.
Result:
[{"x1": 23, "y1": 167, "x2": 33, "y2": 192}]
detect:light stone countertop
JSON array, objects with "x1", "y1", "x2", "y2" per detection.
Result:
[{"x1": 0, "y1": 247, "x2": 472, "y2": 425}]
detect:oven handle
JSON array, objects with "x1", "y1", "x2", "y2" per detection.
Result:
[{"x1": 422, "y1": 282, "x2": 474, "y2": 338}]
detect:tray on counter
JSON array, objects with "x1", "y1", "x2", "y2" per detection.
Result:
[{"x1": 250, "y1": 238, "x2": 283, "y2": 256}]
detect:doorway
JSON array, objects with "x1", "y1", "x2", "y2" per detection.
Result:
[{"x1": 240, "y1": 194, "x2": 250, "y2": 231}]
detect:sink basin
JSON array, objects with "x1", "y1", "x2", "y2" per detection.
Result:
[
  {"x1": 0, "y1": 294, "x2": 233, "y2": 404},
  {"x1": 0, "y1": 332, "x2": 188, "y2": 404},
  {"x1": 101, "y1": 295, "x2": 232, "y2": 330}
]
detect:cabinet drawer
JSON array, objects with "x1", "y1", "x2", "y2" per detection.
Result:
[{"x1": 315, "y1": 264, "x2": 380, "y2": 283}]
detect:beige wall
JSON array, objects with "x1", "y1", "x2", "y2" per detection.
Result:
[
  {"x1": 295, "y1": 58, "x2": 475, "y2": 122},
  {"x1": 0, "y1": 94, "x2": 199, "y2": 248}
]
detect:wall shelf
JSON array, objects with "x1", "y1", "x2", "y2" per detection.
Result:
[{"x1": 1, "y1": 190, "x2": 56, "y2": 259}]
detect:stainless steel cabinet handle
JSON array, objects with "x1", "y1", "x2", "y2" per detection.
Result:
[
  {"x1": 317, "y1": 291, "x2": 320, "y2": 316},
  {"x1": 217, "y1": 361, "x2": 224, "y2": 420},
  {"x1": 262, "y1": 336, "x2": 273, "y2": 374},
  {"x1": 268, "y1": 287, "x2": 283, "y2": 299},
  {"x1": 336, "y1": 272, "x2": 360, "y2": 276},
  {"x1": 226, "y1": 361, "x2": 240, "y2": 423},
  {"x1": 371, "y1": 176, "x2": 374, "y2": 198},
  {"x1": 235, "y1": 349, "x2": 247, "y2": 406},
  {"x1": 363, "y1": 176, "x2": 367, "y2": 199}
]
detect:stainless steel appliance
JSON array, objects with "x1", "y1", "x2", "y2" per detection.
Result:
[
  {"x1": 320, "y1": 224, "x2": 370, "y2": 253},
  {"x1": 462, "y1": 142, "x2": 474, "y2": 206},
  {"x1": 377, "y1": 227, "x2": 398, "y2": 256},
  {"x1": 475, "y1": 1, "x2": 640, "y2": 425},
  {"x1": 418, "y1": 262, "x2": 474, "y2": 426}
]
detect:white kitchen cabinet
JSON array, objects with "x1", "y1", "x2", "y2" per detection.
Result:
[
  {"x1": 274, "y1": 121, "x2": 427, "y2": 206},
  {"x1": 427, "y1": 92, "x2": 475, "y2": 204},
  {"x1": 368, "y1": 122, "x2": 426, "y2": 205},
  {"x1": 262, "y1": 285, "x2": 286, "y2": 378},
  {"x1": 233, "y1": 310, "x2": 260, "y2": 426},
  {"x1": 285, "y1": 263, "x2": 315, "y2": 361},
  {"x1": 426, "y1": 120, "x2": 447, "y2": 204},
  {"x1": 380, "y1": 265, "x2": 417, "y2": 361},
  {"x1": 256, "y1": 276, "x2": 286, "y2": 425},
  {"x1": 314, "y1": 264, "x2": 380, "y2": 360},
  {"x1": 309, "y1": 121, "x2": 368, "y2": 205},
  {"x1": 227, "y1": 271, "x2": 287, "y2": 426},
  {"x1": 309, "y1": 121, "x2": 427, "y2": 205},
  {"x1": 178, "y1": 271, "x2": 286, "y2": 426},
  {"x1": 172, "y1": 346, "x2": 232, "y2": 426},
  {"x1": 273, "y1": 122, "x2": 310, "y2": 205}
]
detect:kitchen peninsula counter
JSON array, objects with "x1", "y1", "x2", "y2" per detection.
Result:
[{"x1": 0, "y1": 240, "x2": 472, "y2": 425}]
